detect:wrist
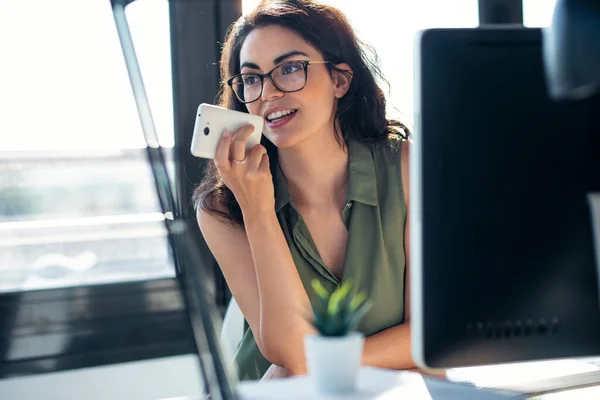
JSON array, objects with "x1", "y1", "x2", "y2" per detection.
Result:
[{"x1": 242, "y1": 207, "x2": 278, "y2": 228}]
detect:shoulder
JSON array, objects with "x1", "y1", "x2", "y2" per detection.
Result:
[
  {"x1": 369, "y1": 135, "x2": 408, "y2": 159},
  {"x1": 370, "y1": 137, "x2": 410, "y2": 208},
  {"x1": 196, "y1": 196, "x2": 242, "y2": 235},
  {"x1": 369, "y1": 136, "x2": 410, "y2": 170}
]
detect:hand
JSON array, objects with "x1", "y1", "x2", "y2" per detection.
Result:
[{"x1": 214, "y1": 124, "x2": 275, "y2": 217}]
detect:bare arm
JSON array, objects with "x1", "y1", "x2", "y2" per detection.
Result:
[
  {"x1": 198, "y1": 125, "x2": 314, "y2": 375},
  {"x1": 197, "y1": 207, "x2": 264, "y2": 353},
  {"x1": 198, "y1": 206, "x2": 315, "y2": 374},
  {"x1": 243, "y1": 211, "x2": 315, "y2": 374}
]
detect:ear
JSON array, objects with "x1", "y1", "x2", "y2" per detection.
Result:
[{"x1": 332, "y1": 63, "x2": 353, "y2": 98}]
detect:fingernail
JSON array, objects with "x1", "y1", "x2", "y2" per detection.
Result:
[{"x1": 223, "y1": 130, "x2": 231, "y2": 137}]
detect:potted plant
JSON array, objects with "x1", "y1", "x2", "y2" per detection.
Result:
[{"x1": 304, "y1": 279, "x2": 373, "y2": 394}]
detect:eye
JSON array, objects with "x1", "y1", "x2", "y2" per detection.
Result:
[
  {"x1": 242, "y1": 74, "x2": 260, "y2": 85},
  {"x1": 280, "y1": 62, "x2": 302, "y2": 75}
]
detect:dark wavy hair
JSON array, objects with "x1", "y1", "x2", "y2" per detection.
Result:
[{"x1": 192, "y1": 0, "x2": 410, "y2": 226}]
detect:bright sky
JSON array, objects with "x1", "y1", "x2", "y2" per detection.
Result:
[
  {"x1": 0, "y1": 0, "x2": 173, "y2": 150},
  {"x1": 0, "y1": 0, "x2": 556, "y2": 151}
]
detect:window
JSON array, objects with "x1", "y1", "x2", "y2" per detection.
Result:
[
  {"x1": 0, "y1": 0, "x2": 175, "y2": 293},
  {"x1": 0, "y1": 0, "x2": 199, "y2": 381},
  {"x1": 523, "y1": 0, "x2": 558, "y2": 27}
]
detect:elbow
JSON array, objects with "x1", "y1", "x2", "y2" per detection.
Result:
[
  {"x1": 259, "y1": 330, "x2": 291, "y2": 366},
  {"x1": 251, "y1": 329, "x2": 303, "y2": 374},
  {"x1": 259, "y1": 327, "x2": 308, "y2": 375}
]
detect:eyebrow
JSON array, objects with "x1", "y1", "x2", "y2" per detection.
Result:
[
  {"x1": 240, "y1": 50, "x2": 310, "y2": 71},
  {"x1": 273, "y1": 50, "x2": 308, "y2": 65}
]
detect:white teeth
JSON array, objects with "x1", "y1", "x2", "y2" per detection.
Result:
[{"x1": 267, "y1": 109, "x2": 295, "y2": 121}]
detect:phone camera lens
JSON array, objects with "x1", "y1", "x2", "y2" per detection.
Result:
[{"x1": 203, "y1": 127, "x2": 210, "y2": 136}]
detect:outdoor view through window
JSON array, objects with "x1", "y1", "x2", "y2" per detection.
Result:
[{"x1": 0, "y1": 0, "x2": 174, "y2": 292}]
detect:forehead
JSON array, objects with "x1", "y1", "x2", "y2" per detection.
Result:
[{"x1": 239, "y1": 25, "x2": 320, "y2": 70}]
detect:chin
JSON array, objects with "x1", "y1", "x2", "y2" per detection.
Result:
[{"x1": 263, "y1": 130, "x2": 305, "y2": 149}]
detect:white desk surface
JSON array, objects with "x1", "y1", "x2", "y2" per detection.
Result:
[{"x1": 236, "y1": 366, "x2": 521, "y2": 400}]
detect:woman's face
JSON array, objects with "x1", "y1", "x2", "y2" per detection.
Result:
[{"x1": 238, "y1": 25, "x2": 350, "y2": 149}]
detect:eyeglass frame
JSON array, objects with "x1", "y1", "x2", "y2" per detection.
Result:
[{"x1": 226, "y1": 60, "x2": 332, "y2": 104}]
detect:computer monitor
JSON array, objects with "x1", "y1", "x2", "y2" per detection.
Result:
[{"x1": 411, "y1": 27, "x2": 600, "y2": 370}]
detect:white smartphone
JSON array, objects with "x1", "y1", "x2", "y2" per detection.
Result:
[{"x1": 190, "y1": 103, "x2": 264, "y2": 159}]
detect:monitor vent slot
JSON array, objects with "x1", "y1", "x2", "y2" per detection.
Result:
[{"x1": 466, "y1": 317, "x2": 559, "y2": 340}]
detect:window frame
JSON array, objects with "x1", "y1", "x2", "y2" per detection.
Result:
[{"x1": 171, "y1": 0, "x2": 242, "y2": 313}]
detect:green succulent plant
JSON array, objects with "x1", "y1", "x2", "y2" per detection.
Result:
[{"x1": 309, "y1": 279, "x2": 373, "y2": 337}]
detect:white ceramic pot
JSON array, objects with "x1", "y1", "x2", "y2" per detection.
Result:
[{"x1": 304, "y1": 331, "x2": 365, "y2": 394}]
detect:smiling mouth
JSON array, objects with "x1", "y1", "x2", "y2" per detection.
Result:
[{"x1": 266, "y1": 109, "x2": 297, "y2": 122}]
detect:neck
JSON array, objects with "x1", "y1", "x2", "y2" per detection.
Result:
[{"x1": 278, "y1": 133, "x2": 349, "y2": 210}]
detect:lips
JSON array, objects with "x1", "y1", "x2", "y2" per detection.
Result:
[
  {"x1": 266, "y1": 109, "x2": 297, "y2": 128},
  {"x1": 263, "y1": 106, "x2": 297, "y2": 120},
  {"x1": 266, "y1": 109, "x2": 297, "y2": 122}
]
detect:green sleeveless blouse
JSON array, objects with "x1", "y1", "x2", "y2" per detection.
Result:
[{"x1": 234, "y1": 138, "x2": 407, "y2": 380}]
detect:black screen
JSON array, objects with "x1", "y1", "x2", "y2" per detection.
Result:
[{"x1": 417, "y1": 27, "x2": 600, "y2": 367}]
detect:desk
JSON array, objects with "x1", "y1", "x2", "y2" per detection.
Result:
[{"x1": 236, "y1": 366, "x2": 521, "y2": 399}]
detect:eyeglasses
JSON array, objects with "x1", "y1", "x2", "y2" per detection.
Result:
[{"x1": 227, "y1": 60, "x2": 331, "y2": 104}]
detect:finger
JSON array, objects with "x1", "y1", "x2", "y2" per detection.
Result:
[
  {"x1": 230, "y1": 124, "x2": 255, "y2": 162},
  {"x1": 214, "y1": 129, "x2": 233, "y2": 171},
  {"x1": 258, "y1": 148, "x2": 270, "y2": 173},
  {"x1": 246, "y1": 144, "x2": 266, "y2": 172}
]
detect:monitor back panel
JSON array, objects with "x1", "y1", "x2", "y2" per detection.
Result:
[{"x1": 413, "y1": 27, "x2": 600, "y2": 368}]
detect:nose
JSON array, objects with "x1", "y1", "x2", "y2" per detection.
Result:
[{"x1": 261, "y1": 77, "x2": 284, "y2": 102}]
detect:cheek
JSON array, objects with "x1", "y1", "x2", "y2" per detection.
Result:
[
  {"x1": 246, "y1": 103, "x2": 262, "y2": 116},
  {"x1": 303, "y1": 75, "x2": 336, "y2": 107},
  {"x1": 308, "y1": 90, "x2": 337, "y2": 119}
]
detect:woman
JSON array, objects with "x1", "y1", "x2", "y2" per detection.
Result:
[{"x1": 193, "y1": 0, "x2": 414, "y2": 381}]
